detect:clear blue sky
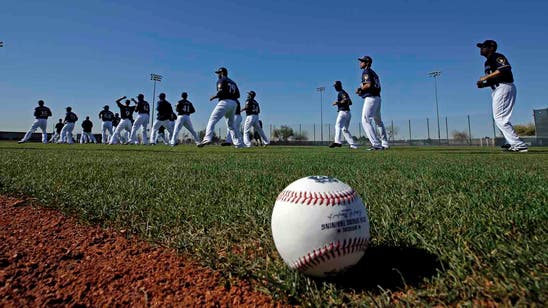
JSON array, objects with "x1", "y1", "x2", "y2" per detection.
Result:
[{"x1": 1, "y1": 0, "x2": 547, "y2": 137}]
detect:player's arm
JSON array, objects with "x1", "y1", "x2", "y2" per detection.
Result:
[
  {"x1": 115, "y1": 96, "x2": 126, "y2": 107},
  {"x1": 47, "y1": 108, "x2": 52, "y2": 117}
]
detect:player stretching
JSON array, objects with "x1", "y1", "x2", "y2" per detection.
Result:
[
  {"x1": 60, "y1": 107, "x2": 78, "y2": 144},
  {"x1": 98, "y1": 105, "x2": 114, "y2": 144},
  {"x1": 476, "y1": 40, "x2": 528, "y2": 152},
  {"x1": 49, "y1": 119, "x2": 64, "y2": 143},
  {"x1": 170, "y1": 92, "x2": 200, "y2": 146},
  {"x1": 110, "y1": 96, "x2": 136, "y2": 144},
  {"x1": 128, "y1": 94, "x2": 150, "y2": 144},
  {"x1": 19, "y1": 100, "x2": 52, "y2": 144},
  {"x1": 199, "y1": 67, "x2": 242, "y2": 148},
  {"x1": 356, "y1": 56, "x2": 389, "y2": 150},
  {"x1": 222, "y1": 99, "x2": 242, "y2": 146},
  {"x1": 150, "y1": 93, "x2": 174, "y2": 145},
  {"x1": 241, "y1": 91, "x2": 269, "y2": 147},
  {"x1": 80, "y1": 116, "x2": 97, "y2": 143},
  {"x1": 330, "y1": 81, "x2": 358, "y2": 149}
]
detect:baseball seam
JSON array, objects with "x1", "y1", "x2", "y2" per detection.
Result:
[
  {"x1": 292, "y1": 237, "x2": 369, "y2": 272},
  {"x1": 276, "y1": 189, "x2": 358, "y2": 206}
]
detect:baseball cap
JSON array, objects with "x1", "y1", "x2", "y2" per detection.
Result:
[
  {"x1": 358, "y1": 55, "x2": 372, "y2": 63},
  {"x1": 476, "y1": 40, "x2": 497, "y2": 49},
  {"x1": 333, "y1": 80, "x2": 342, "y2": 87},
  {"x1": 247, "y1": 90, "x2": 256, "y2": 96},
  {"x1": 103, "y1": 105, "x2": 109, "y2": 109},
  {"x1": 215, "y1": 67, "x2": 227, "y2": 74}
]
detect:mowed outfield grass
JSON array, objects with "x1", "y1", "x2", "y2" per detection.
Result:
[{"x1": 0, "y1": 141, "x2": 546, "y2": 306}]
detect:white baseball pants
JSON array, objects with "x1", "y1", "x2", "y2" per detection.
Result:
[
  {"x1": 170, "y1": 115, "x2": 200, "y2": 145},
  {"x1": 225, "y1": 114, "x2": 242, "y2": 145},
  {"x1": 361, "y1": 97, "x2": 388, "y2": 148},
  {"x1": 101, "y1": 121, "x2": 113, "y2": 144},
  {"x1": 129, "y1": 114, "x2": 150, "y2": 144},
  {"x1": 110, "y1": 119, "x2": 132, "y2": 144},
  {"x1": 60, "y1": 123, "x2": 75, "y2": 144},
  {"x1": 492, "y1": 83, "x2": 526, "y2": 147},
  {"x1": 151, "y1": 120, "x2": 172, "y2": 144},
  {"x1": 21, "y1": 119, "x2": 48, "y2": 143},
  {"x1": 204, "y1": 99, "x2": 242, "y2": 146},
  {"x1": 80, "y1": 132, "x2": 97, "y2": 143},
  {"x1": 243, "y1": 115, "x2": 269, "y2": 147},
  {"x1": 334, "y1": 111, "x2": 357, "y2": 147}
]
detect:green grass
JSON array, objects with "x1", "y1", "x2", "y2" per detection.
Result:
[{"x1": 1, "y1": 142, "x2": 546, "y2": 306}]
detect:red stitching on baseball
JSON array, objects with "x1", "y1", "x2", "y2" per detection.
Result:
[
  {"x1": 292, "y1": 237, "x2": 369, "y2": 271},
  {"x1": 276, "y1": 189, "x2": 358, "y2": 206}
]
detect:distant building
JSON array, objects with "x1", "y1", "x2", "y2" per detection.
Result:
[{"x1": 534, "y1": 108, "x2": 548, "y2": 137}]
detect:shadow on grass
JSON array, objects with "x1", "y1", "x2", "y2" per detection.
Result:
[{"x1": 324, "y1": 245, "x2": 445, "y2": 292}]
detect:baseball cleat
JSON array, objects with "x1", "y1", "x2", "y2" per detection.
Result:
[
  {"x1": 500, "y1": 143, "x2": 511, "y2": 149},
  {"x1": 17, "y1": 140, "x2": 25, "y2": 144},
  {"x1": 220, "y1": 142, "x2": 231, "y2": 146},
  {"x1": 197, "y1": 140, "x2": 210, "y2": 148},
  {"x1": 329, "y1": 142, "x2": 342, "y2": 148},
  {"x1": 509, "y1": 145, "x2": 528, "y2": 153},
  {"x1": 366, "y1": 146, "x2": 383, "y2": 151},
  {"x1": 350, "y1": 145, "x2": 359, "y2": 149}
]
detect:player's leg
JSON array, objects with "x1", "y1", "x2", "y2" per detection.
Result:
[
  {"x1": 224, "y1": 101, "x2": 242, "y2": 147},
  {"x1": 38, "y1": 120, "x2": 48, "y2": 143},
  {"x1": 183, "y1": 116, "x2": 201, "y2": 145},
  {"x1": 150, "y1": 120, "x2": 162, "y2": 144},
  {"x1": 140, "y1": 115, "x2": 149, "y2": 145},
  {"x1": 202, "y1": 102, "x2": 227, "y2": 144},
  {"x1": 492, "y1": 84, "x2": 526, "y2": 150},
  {"x1": 342, "y1": 112, "x2": 357, "y2": 148},
  {"x1": 243, "y1": 116, "x2": 253, "y2": 147},
  {"x1": 109, "y1": 123, "x2": 124, "y2": 144},
  {"x1": 20, "y1": 120, "x2": 41, "y2": 142},
  {"x1": 254, "y1": 117, "x2": 270, "y2": 145},
  {"x1": 66, "y1": 123, "x2": 75, "y2": 144},
  {"x1": 361, "y1": 97, "x2": 381, "y2": 149},
  {"x1": 334, "y1": 112, "x2": 344, "y2": 145},
  {"x1": 129, "y1": 116, "x2": 142, "y2": 144},
  {"x1": 373, "y1": 98, "x2": 389, "y2": 148},
  {"x1": 170, "y1": 116, "x2": 184, "y2": 145}
]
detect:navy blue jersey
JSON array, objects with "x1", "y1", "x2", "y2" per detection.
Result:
[
  {"x1": 65, "y1": 112, "x2": 78, "y2": 123},
  {"x1": 55, "y1": 122, "x2": 64, "y2": 133},
  {"x1": 136, "y1": 100, "x2": 150, "y2": 114},
  {"x1": 360, "y1": 68, "x2": 381, "y2": 97},
  {"x1": 112, "y1": 115, "x2": 121, "y2": 127},
  {"x1": 244, "y1": 99, "x2": 260, "y2": 115},
  {"x1": 34, "y1": 106, "x2": 52, "y2": 119},
  {"x1": 216, "y1": 77, "x2": 240, "y2": 100},
  {"x1": 116, "y1": 101, "x2": 136, "y2": 120},
  {"x1": 156, "y1": 100, "x2": 173, "y2": 121},
  {"x1": 484, "y1": 52, "x2": 514, "y2": 85},
  {"x1": 99, "y1": 110, "x2": 114, "y2": 121},
  {"x1": 235, "y1": 100, "x2": 241, "y2": 115},
  {"x1": 81, "y1": 119, "x2": 93, "y2": 133},
  {"x1": 336, "y1": 90, "x2": 352, "y2": 111},
  {"x1": 176, "y1": 99, "x2": 196, "y2": 115}
]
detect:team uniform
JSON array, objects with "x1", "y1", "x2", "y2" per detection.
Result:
[
  {"x1": 253, "y1": 120, "x2": 264, "y2": 146},
  {"x1": 129, "y1": 99, "x2": 150, "y2": 144},
  {"x1": 333, "y1": 89, "x2": 358, "y2": 148},
  {"x1": 99, "y1": 108, "x2": 115, "y2": 144},
  {"x1": 156, "y1": 126, "x2": 168, "y2": 144},
  {"x1": 80, "y1": 119, "x2": 97, "y2": 144},
  {"x1": 242, "y1": 98, "x2": 269, "y2": 147},
  {"x1": 60, "y1": 111, "x2": 78, "y2": 144},
  {"x1": 49, "y1": 121, "x2": 64, "y2": 143},
  {"x1": 151, "y1": 99, "x2": 174, "y2": 144},
  {"x1": 224, "y1": 100, "x2": 242, "y2": 145},
  {"x1": 479, "y1": 47, "x2": 527, "y2": 151},
  {"x1": 20, "y1": 104, "x2": 52, "y2": 143},
  {"x1": 170, "y1": 98, "x2": 200, "y2": 145},
  {"x1": 359, "y1": 68, "x2": 388, "y2": 149},
  {"x1": 201, "y1": 75, "x2": 243, "y2": 147},
  {"x1": 110, "y1": 101, "x2": 136, "y2": 144}
]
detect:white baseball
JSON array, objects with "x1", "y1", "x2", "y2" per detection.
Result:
[{"x1": 271, "y1": 176, "x2": 370, "y2": 277}]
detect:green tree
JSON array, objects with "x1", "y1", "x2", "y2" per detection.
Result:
[
  {"x1": 514, "y1": 123, "x2": 535, "y2": 136},
  {"x1": 272, "y1": 126, "x2": 294, "y2": 141},
  {"x1": 452, "y1": 130, "x2": 470, "y2": 143}
]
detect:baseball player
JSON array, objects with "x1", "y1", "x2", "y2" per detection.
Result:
[
  {"x1": 241, "y1": 91, "x2": 269, "y2": 147},
  {"x1": 60, "y1": 106, "x2": 78, "y2": 144},
  {"x1": 222, "y1": 99, "x2": 242, "y2": 146},
  {"x1": 356, "y1": 56, "x2": 389, "y2": 150},
  {"x1": 129, "y1": 94, "x2": 150, "y2": 145},
  {"x1": 150, "y1": 93, "x2": 174, "y2": 145},
  {"x1": 170, "y1": 92, "x2": 201, "y2": 146},
  {"x1": 198, "y1": 67, "x2": 243, "y2": 148},
  {"x1": 476, "y1": 40, "x2": 528, "y2": 152},
  {"x1": 156, "y1": 126, "x2": 168, "y2": 144},
  {"x1": 109, "y1": 96, "x2": 136, "y2": 144},
  {"x1": 98, "y1": 105, "x2": 114, "y2": 144},
  {"x1": 49, "y1": 119, "x2": 64, "y2": 143},
  {"x1": 80, "y1": 116, "x2": 97, "y2": 144},
  {"x1": 330, "y1": 81, "x2": 358, "y2": 149},
  {"x1": 19, "y1": 100, "x2": 52, "y2": 144},
  {"x1": 253, "y1": 120, "x2": 263, "y2": 146}
]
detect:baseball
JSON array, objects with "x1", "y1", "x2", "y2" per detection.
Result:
[{"x1": 271, "y1": 176, "x2": 370, "y2": 277}]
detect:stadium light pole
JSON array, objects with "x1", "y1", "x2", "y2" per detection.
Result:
[
  {"x1": 0, "y1": 41, "x2": 4, "y2": 47},
  {"x1": 150, "y1": 73, "x2": 162, "y2": 131},
  {"x1": 428, "y1": 71, "x2": 442, "y2": 144},
  {"x1": 316, "y1": 86, "x2": 325, "y2": 142}
]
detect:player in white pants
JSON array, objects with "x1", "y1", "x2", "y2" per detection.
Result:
[
  {"x1": 150, "y1": 93, "x2": 174, "y2": 145},
  {"x1": 19, "y1": 100, "x2": 52, "y2": 144},
  {"x1": 223, "y1": 99, "x2": 242, "y2": 146},
  {"x1": 329, "y1": 81, "x2": 358, "y2": 149},
  {"x1": 170, "y1": 92, "x2": 200, "y2": 146},
  {"x1": 49, "y1": 119, "x2": 64, "y2": 143},
  {"x1": 80, "y1": 116, "x2": 97, "y2": 143},
  {"x1": 242, "y1": 91, "x2": 269, "y2": 147},
  {"x1": 476, "y1": 39, "x2": 527, "y2": 152},
  {"x1": 356, "y1": 56, "x2": 388, "y2": 150},
  {"x1": 199, "y1": 67, "x2": 242, "y2": 148},
  {"x1": 129, "y1": 94, "x2": 150, "y2": 145},
  {"x1": 110, "y1": 96, "x2": 136, "y2": 145},
  {"x1": 60, "y1": 106, "x2": 78, "y2": 144},
  {"x1": 98, "y1": 105, "x2": 114, "y2": 144}
]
